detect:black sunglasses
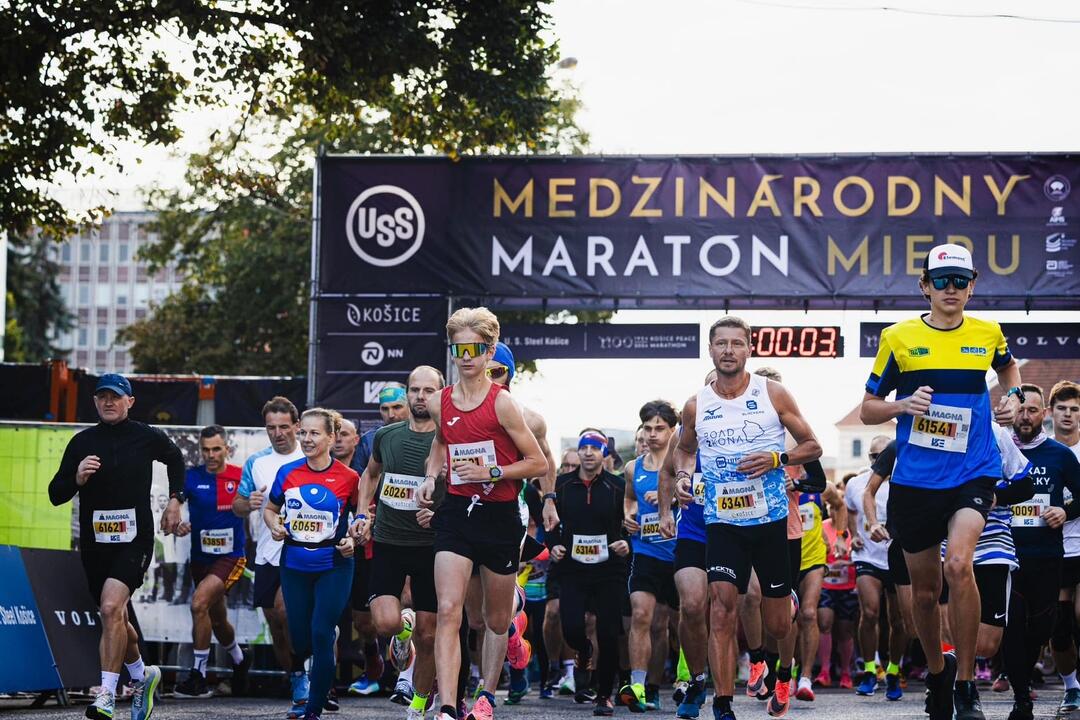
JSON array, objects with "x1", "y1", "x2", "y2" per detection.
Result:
[
  {"x1": 930, "y1": 275, "x2": 970, "y2": 291},
  {"x1": 868, "y1": 452, "x2": 880, "y2": 461}
]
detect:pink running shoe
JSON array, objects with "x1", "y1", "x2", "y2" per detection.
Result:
[
  {"x1": 506, "y1": 611, "x2": 532, "y2": 670},
  {"x1": 466, "y1": 693, "x2": 495, "y2": 720}
]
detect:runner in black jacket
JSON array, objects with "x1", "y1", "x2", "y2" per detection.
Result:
[
  {"x1": 547, "y1": 429, "x2": 629, "y2": 716},
  {"x1": 48, "y1": 374, "x2": 184, "y2": 720}
]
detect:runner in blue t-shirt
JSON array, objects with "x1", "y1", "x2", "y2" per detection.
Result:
[
  {"x1": 173, "y1": 425, "x2": 250, "y2": 699},
  {"x1": 619, "y1": 400, "x2": 679, "y2": 713},
  {"x1": 659, "y1": 369, "x2": 715, "y2": 719}
]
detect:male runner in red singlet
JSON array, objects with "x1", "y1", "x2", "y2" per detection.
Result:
[{"x1": 418, "y1": 307, "x2": 547, "y2": 720}]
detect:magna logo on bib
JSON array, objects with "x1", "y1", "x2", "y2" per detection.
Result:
[{"x1": 345, "y1": 185, "x2": 425, "y2": 267}]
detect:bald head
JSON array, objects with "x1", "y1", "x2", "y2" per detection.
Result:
[{"x1": 870, "y1": 435, "x2": 892, "y2": 455}]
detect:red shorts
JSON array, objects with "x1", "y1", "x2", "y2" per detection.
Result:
[{"x1": 192, "y1": 556, "x2": 247, "y2": 591}]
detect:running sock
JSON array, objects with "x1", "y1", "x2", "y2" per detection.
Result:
[
  {"x1": 749, "y1": 646, "x2": 765, "y2": 664},
  {"x1": 714, "y1": 695, "x2": 733, "y2": 712},
  {"x1": 478, "y1": 689, "x2": 495, "y2": 705},
  {"x1": 399, "y1": 662, "x2": 416, "y2": 685},
  {"x1": 766, "y1": 651, "x2": 780, "y2": 671},
  {"x1": 223, "y1": 640, "x2": 244, "y2": 665},
  {"x1": 863, "y1": 659, "x2": 877, "y2": 676},
  {"x1": 777, "y1": 665, "x2": 792, "y2": 683},
  {"x1": 1064, "y1": 670, "x2": 1080, "y2": 690},
  {"x1": 630, "y1": 670, "x2": 647, "y2": 687},
  {"x1": 677, "y1": 649, "x2": 691, "y2": 683},
  {"x1": 290, "y1": 653, "x2": 307, "y2": 673},
  {"x1": 193, "y1": 649, "x2": 210, "y2": 675},
  {"x1": 439, "y1": 704, "x2": 458, "y2": 719},
  {"x1": 409, "y1": 692, "x2": 428, "y2": 711},
  {"x1": 124, "y1": 657, "x2": 145, "y2": 683},
  {"x1": 886, "y1": 661, "x2": 901, "y2": 676},
  {"x1": 101, "y1": 671, "x2": 120, "y2": 695}
]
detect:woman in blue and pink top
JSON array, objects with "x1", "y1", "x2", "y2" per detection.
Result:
[{"x1": 264, "y1": 408, "x2": 358, "y2": 720}]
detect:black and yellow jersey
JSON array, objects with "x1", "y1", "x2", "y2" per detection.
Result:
[{"x1": 865, "y1": 314, "x2": 1012, "y2": 489}]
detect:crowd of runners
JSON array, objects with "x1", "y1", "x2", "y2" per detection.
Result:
[{"x1": 49, "y1": 243, "x2": 1080, "y2": 720}]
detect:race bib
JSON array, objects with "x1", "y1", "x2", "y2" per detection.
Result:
[
  {"x1": 200, "y1": 528, "x2": 234, "y2": 555},
  {"x1": 800, "y1": 504, "x2": 816, "y2": 532},
  {"x1": 909, "y1": 404, "x2": 971, "y2": 453},
  {"x1": 640, "y1": 512, "x2": 668, "y2": 543},
  {"x1": 380, "y1": 473, "x2": 422, "y2": 511},
  {"x1": 287, "y1": 509, "x2": 336, "y2": 543},
  {"x1": 714, "y1": 478, "x2": 768, "y2": 521},
  {"x1": 449, "y1": 441, "x2": 498, "y2": 485},
  {"x1": 93, "y1": 508, "x2": 137, "y2": 544},
  {"x1": 571, "y1": 534, "x2": 609, "y2": 564},
  {"x1": 824, "y1": 561, "x2": 851, "y2": 588},
  {"x1": 692, "y1": 473, "x2": 705, "y2": 506},
  {"x1": 1011, "y1": 493, "x2": 1050, "y2": 528}
]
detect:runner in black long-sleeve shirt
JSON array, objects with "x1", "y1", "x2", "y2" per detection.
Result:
[
  {"x1": 48, "y1": 374, "x2": 185, "y2": 720},
  {"x1": 546, "y1": 429, "x2": 628, "y2": 716}
]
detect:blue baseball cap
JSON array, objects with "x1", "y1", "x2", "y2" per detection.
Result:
[
  {"x1": 492, "y1": 342, "x2": 516, "y2": 383},
  {"x1": 95, "y1": 373, "x2": 132, "y2": 397}
]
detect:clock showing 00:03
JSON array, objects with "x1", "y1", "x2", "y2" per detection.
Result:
[{"x1": 750, "y1": 326, "x2": 844, "y2": 358}]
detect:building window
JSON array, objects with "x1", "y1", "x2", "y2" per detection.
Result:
[
  {"x1": 99, "y1": 243, "x2": 110, "y2": 263},
  {"x1": 78, "y1": 284, "x2": 90, "y2": 306},
  {"x1": 95, "y1": 285, "x2": 110, "y2": 306},
  {"x1": 79, "y1": 242, "x2": 91, "y2": 263},
  {"x1": 118, "y1": 243, "x2": 129, "y2": 263},
  {"x1": 61, "y1": 243, "x2": 72, "y2": 263},
  {"x1": 116, "y1": 291, "x2": 128, "y2": 306},
  {"x1": 852, "y1": 438, "x2": 863, "y2": 458},
  {"x1": 77, "y1": 328, "x2": 88, "y2": 347},
  {"x1": 97, "y1": 328, "x2": 108, "y2": 347}
]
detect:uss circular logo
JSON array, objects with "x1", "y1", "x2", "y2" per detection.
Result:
[{"x1": 345, "y1": 185, "x2": 425, "y2": 267}]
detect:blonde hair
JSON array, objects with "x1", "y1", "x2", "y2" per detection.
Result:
[
  {"x1": 446, "y1": 306, "x2": 500, "y2": 344},
  {"x1": 301, "y1": 407, "x2": 342, "y2": 436}
]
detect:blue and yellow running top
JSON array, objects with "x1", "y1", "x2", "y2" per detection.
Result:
[{"x1": 865, "y1": 314, "x2": 1013, "y2": 490}]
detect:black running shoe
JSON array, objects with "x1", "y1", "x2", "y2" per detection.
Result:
[
  {"x1": 926, "y1": 653, "x2": 957, "y2": 720},
  {"x1": 173, "y1": 669, "x2": 213, "y2": 699},
  {"x1": 953, "y1": 680, "x2": 985, "y2": 720}
]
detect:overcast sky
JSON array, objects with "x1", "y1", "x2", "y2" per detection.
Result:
[{"x1": 50, "y1": 0, "x2": 1080, "y2": 458}]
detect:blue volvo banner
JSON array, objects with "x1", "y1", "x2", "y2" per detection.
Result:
[
  {"x1": 860, "y1": 322, "x2": 1080, "y2": 359},
  {"x1": 0, "y1": 546, "x2": 61, "y2": 693}
]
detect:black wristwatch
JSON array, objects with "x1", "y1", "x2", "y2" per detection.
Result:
[
  {"x1": 169, "y1": 490, "x2": 187, "y2": 504},
  {"x1": 489, "y1": 465, "x2": 503, "y2": 480},
  {"x1": 543, "y1": 492, "x2": 557, "y2": 503},
  {"x1": 779, "y1": 452, "x2": 790, "y2": 466}
]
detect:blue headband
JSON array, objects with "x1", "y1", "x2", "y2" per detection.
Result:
[
  {"x1": 379, "y1": 386, "x2": 406, "y2": 404},
  {"x1": 578, "y1": 432, "x2": 609, "y2": 457},
  {"x1": 492, "y1": 342, "x2": 516, "y2": 383}
]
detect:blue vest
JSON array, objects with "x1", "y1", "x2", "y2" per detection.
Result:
[{"x1": 631, "y1": 456, "x2": 675, "y2": 562}]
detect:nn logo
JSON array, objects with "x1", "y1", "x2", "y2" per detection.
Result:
[
  {"x1": 909, "y1": 347, "x2": 930, "y2": 357},
  {"x1": 360, "y1": 341, "x2": 404, "y2": 367},
  {"x1": 345, "y1": 185, "x2": 426, "y2": 267}
]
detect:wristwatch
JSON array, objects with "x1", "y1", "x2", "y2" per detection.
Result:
[
  {"x1": 542, "y1": 492, "x2": 557, "y2": 503},
  {"x1": 489, "y1": 465, "x2": 503, "y2": 480},
  {"x1": 1006, "y1": 386, "x2": 1026, "y2": 404},
  {"x1": 779, "y1": 452, "x2": 790, "y2": 466}
]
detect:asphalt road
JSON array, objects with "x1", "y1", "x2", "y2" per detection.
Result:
[{"x1": 0, "y1": 684, "x2": 1069, "y2": 720}]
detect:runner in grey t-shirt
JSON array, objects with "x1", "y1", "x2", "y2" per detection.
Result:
[{"x1": 351, "y1": 365, "x2": 446, "y2": 715}]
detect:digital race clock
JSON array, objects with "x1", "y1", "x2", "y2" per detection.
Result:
[{"x1": 750, "y1": 326, "x2": 843, "y2": 358}]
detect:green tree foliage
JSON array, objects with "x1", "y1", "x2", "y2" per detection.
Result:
[
  {"x1": 119, "y1": 74, "x2": 590, "y2": 374},
  {"x1": 1, "y1": 0, "x2": 565, "y2": 236},
  {"x1": 3, "y1": 232, "x2": 74, "y2": 361}
]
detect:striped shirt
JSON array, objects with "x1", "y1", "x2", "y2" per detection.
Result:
[{"x1": 969, "y1": 424, "x2": 1031, "y2": 568}]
